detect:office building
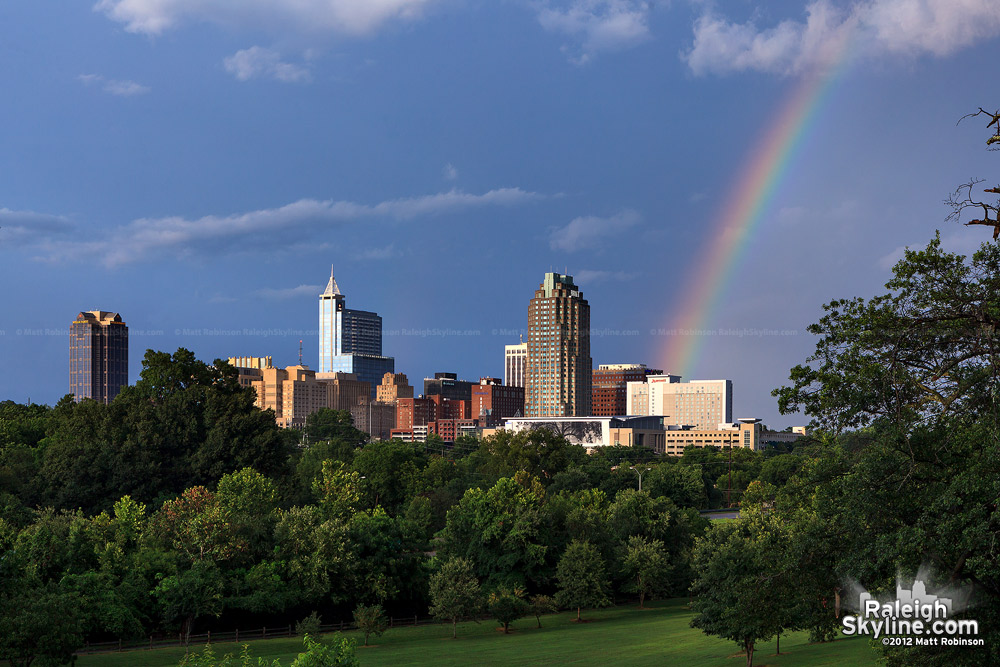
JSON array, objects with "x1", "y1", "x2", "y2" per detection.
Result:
[
  {"x1": 525, "y1": 272, "x2": 592, "y2": 417},
  {"x1": 392, "y1": 394, "x2": 471, "y2": 441},
  {"x1": 69, "y1": 310, "x2": 128, "y2": 404},
  {"x1": 471, "y1": 377, "x2": 525, "y2": 426},
  {"x1": 250, "y1": 365, "x2": 329, "y2": 429},
  {"x1": 504, "y1": 342, "x2": 527, "y2": 387},
  {"x1": 244, "y1": 364, "x2": 374, "y2": 431},
  {"x1": 591, "y1": 364, "x2": 663, "y2": 416},
  {"x1": 376, "y1": 372, "x2": 413, "y2": 404},
  {"x1": 394, "y1": 397, "x2": 438, "y2": 433},
  {"x1": 423, "y1": 372, "x2": 473, "y2": 402},
  {"x1": 318, "y1": 268, "x2": 394, "y2": 398},
  {"x1": 227, "y1": 356, "x2": 273, "y2": 389},
  {"x1": 365, "y1": 402, "x2": 396, "y2": 441},
  {"x1": 488, "y1": 416, "x2": 667, "y2": 453},
  {"x1": 316, "y1": 372, "x2": 371, "y2": 412},
  {"x1": 659, "y1": 419, "x2": 806, "y2": 456},
  {"x1": 626, "y1": 375, "x2": 732, "y2": 429},
  {"x1": 487, "y1": 416, "x2": 805, "y2": 456}
]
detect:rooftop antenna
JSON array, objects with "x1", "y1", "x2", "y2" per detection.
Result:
[{"x1": 298, "y1": 339, "x2": 303, "y2": 366}]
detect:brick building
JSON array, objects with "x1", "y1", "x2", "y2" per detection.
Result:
[{"x1": 591, "y1": 364, "x2": 663, "y2": 416}]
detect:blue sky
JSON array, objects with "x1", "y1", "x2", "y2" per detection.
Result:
[{"x1": 2, "y1": 1, "x2": 999, "y2": 427}]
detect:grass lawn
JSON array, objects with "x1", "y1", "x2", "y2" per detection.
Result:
[{"x1": 77, "y1": 600, "x2": 877, "y2": 667}]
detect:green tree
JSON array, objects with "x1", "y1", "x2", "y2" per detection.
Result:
[
  {"x1": 479, "y1": 429, "x2": 586, "y2": 483},
  {"x1": 529, "y1": 594, "x2": 557, "y2": 628},
  {"x1": 312, "y1": 461, "x2": 363, "y2": 522},
  {"x1": 487, "y1": 586, "x2": 528, "y2": 634},
  {"x1": 304, "y1": 408, "x2": 368, "y2": 447},
  {"x1": 154, "y1": 559, "x2": 224, "y2": 644},
  {"x1": 351, "y1": 439, "x2": 426, "y2": 512},
  {"x1": 352, "y1": 604, "x2": 387, "y2": 646},
  {"x1": 772, "y1": 230, "x2": 1000, "y2": 665},
  {"x1": 273, "y1": 505, "x2": 354, "y2": 606},
  {"x1": 428, "y1": 558, "x2": 482, "y2": 639},
  {"x1": 0, "y1": 582, "x2": 86, "y2": 667},
  {"x1": 620, "y1": 536, "x2": 671, "y2": 609},
  {"x1": 347, "y1": 507, "x2": 426, "y2": 606},
  {"x1": 150, "y1": 486, "x2": 244, "y2": 563},
  {"x1": 290, "y1": 634, "x2": 359, "y2": 667},
  {"x1": 689, "y1": 514, "x2": 796, "y2": 667},
  {"x1": 555, "y1": 540, "x2": 611, "y2": 622},
  {"x1": 642, "y1": 463, "x2": 708, "y2": 509},
  {"x1": 438, "y1": 477, "x2": 548, "y2": 590}
]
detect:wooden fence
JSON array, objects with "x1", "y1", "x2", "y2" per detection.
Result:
[{"x1": 76, "y1": 614, "x2": 436, "y2": 655}]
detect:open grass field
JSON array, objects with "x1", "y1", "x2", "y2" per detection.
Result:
[{"x1": 76, "y1": 599, "x2": 877, "y2": 667}]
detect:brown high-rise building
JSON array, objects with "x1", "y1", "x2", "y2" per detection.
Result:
[
  {"x1": 227, "y1": 356, "x2": 273, "y2": 390},
  {"x1": 591, "y1": 364, "x2": 663, "y2": 416},
  {"x1": 250, "y1": 365, "x2": 329, "y2": 429},
  {"x1": 376, "y1": 372, "x2": 414, "y2": 404},
  {"x1": 525, "y1": 273, "x2": 591, "y2": 417},
  {"x1": 70, "y1": 311, "x2": 128, "y2": 404},
  {"x1": 317, "y1": 372, "x2": 371, "y2": 413}
]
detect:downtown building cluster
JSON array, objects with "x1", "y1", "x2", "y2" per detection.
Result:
[{"x1": 69, "y1": 270, "x2": 804, "y2": 455}]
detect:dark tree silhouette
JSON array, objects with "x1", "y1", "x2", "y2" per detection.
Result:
[{"x1": 947, "y1": 107, "x2": 1000, "y2": 238}]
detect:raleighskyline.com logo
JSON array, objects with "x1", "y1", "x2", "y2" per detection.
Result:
[{"x1": 841, "y1": 575, "x2": 981, "y2": 647}]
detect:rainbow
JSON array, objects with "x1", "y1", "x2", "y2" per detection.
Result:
[{"x1": 660, "y1": 46, "x2": 855, "y2": 378}]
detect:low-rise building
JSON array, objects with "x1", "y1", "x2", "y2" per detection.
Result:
[
  {"x1": 485, "y1": 416, "x2": 807, "y2": 456},
  {"x1": 491, "y1": 416, "x2": 668, "y2": 454}
]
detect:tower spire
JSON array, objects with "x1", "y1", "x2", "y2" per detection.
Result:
[{"x1": 321, "y1": 264, "x2": 342, "y2": 297}]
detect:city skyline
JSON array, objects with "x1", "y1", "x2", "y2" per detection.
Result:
[{"x1": 3, "y1": 2, "x2": 1000, "y2": 428}]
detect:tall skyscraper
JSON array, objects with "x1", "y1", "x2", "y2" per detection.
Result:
[
  {"x1": 318, "y1": 268, "x2": 393, "y2": 398},
  {"x1": 525, "y1": 272, "x2": 592, "y2": 417},
  {"x1": 69, "y1": 310, "x2": 128, "y2": 404},
  {"x1": 504, "y1": 341, "x2": 527, "y2": 387}
]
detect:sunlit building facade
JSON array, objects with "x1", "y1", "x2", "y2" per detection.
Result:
[
  {"x1": 69, "y1": 310, "x2": 128, "y2": 404},
  {"x1": 525, "y1": 273, "x2": 591, "y2": 417}
]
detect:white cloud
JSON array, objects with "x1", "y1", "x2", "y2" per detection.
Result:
[
  {"x1": 224, "y1": 47, "x2": 311, "y2": 83},
  {"x1": 690, "y1": 191, "x2": 708, "y2": 204},
  {"x1": 684, "y1": 0, "x2": 1000, "y2": 76},
  {"x1": 33, "y1": 187, "x2": 543, "y2": 267},
  {"x1": 94, "y1": 0, "x2": 437, "y2": 36},
  {"x1": 537, "y1": 0, "x2": 652, "y2": 64},
  {"x1": 443, "y1": 163, "x2": 458, "y2": 181},
  {"x1": 358, "y1": 243, "x2": 401, "y2": 260},
  {"x1": 256, "y1": 284, "x2": 324, "y2": 300},
  {"x1": 573, "y1": 269, "x2": 637, "y2": 283},
  {"x1": 550, "y1": 209, "x2": 641, "y2": 252},
  {"x1": 0, "y1": 209, "x2": 75, "y2": 245},
  {"x1": 79, "y1": 73, "x2": 150, "y2": 96}
]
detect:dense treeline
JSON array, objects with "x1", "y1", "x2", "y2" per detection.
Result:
[
  {"x1": 0, "y1": 348, "x2": 804, "y2": 665},
  {"x1": 685, "y1": 112, "x2": 1000, "y2": 667},
  {"x1": 688, "y1": 234, "x2": 1000, "y2": 667}
]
